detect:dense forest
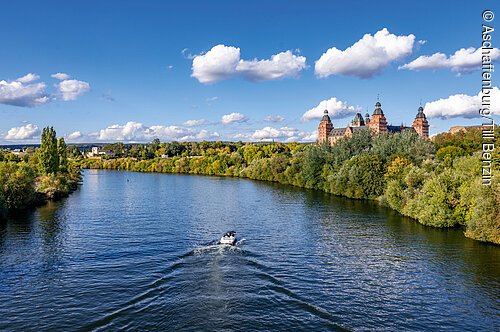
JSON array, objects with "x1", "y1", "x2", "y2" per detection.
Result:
[
  {"x1": 0, "y1": 127, "x2": 81, "y2": 217},
  {"x1": 1, "y1": 126, "x2": 498, "y2": 244},
  {"x1": 74, "y1": 127, "x2": 499, "y2": 244}
]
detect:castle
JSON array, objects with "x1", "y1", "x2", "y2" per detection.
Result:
[{"x1": 318, "y1": 101, "x2": 429, "y2": 144}]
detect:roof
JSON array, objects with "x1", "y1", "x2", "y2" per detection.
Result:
[
  {"x1": 351, "y1": 112, "x2": 365, "y2": 125},
  {"x1": 373, "y1": 101, "x2": 384, "y2": 115},
  {"x1": 351, "y1": 126, "x2": 369, "y2": 132},
  {"x1": 321, "y1": 109, "x2": 332, "y2": 123},
  {"x1": 415, "y1": 106, "x2": 426, "y2": 119},
  {"x1": 330, "y1": 128, "x2": 346, "y2": 136}
]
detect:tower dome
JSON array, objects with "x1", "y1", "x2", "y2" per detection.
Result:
[
  {"x1": 321, "y1": 109, "x2": 332, "y2": 122},
  {"x1": 415, "y1": 106, "x2": 426, "y2": 119},
  {"x1": 373, "y1": 101, "x2": 384, "y2": 115}
]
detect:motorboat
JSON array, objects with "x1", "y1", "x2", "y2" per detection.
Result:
[{"x1": 219, "y1": 231, "x2": 236, "y2": 245}]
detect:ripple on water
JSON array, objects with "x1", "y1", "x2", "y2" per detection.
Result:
[{"x1": 0, "y1": 171, "x2": 498, "y2": 331}]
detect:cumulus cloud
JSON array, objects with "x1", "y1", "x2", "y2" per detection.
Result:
[
  {"x1": 51, "y1": 72, "x2": 70, "y2": 80},
  {"x1": 4, "y1": 123, "x2": 39, "y2": 140},
  {"x1": 98, "y1": 122, "x2": 146, "y2": 141},
  {"x1": 191, "y1": 44, "x2": 307, "y2": 84},
  {"x1": 264, "y1": 115, "x2": 285, "y2": 123},
  {"x1": 251, "y1": 126, "x2": 316, "y2": 142},
  {"x1": 192, "y1": 45, "x2": 240, "y2": 83},
  {"x1": 221, "y1": 112, "x2": 248, "y2": 124},
  {"x1": 302, "y1": 97, "x2": 361, "y2": 122},
  {"x1": 16, "y1": 73, "x2": 40, "y2": 83},
  {"x1": 67, "y1": 131, "x2": 83, "y2": 140},
  {"x1": 236, "y1": 50, "x2": 307, "y2": 81},
  {"x1": 315, "y1": 28, "x2": 415, "y2": 79},
  {"x1": 0, "y1": 73, "x2": 91, "y2": 106},
  {"x1": 400, "y1": 47, "x2": 500, "y2": 73},
  {"x1": 424, "y1": 87, "x2": 500, "y2": 118},
  {"x1": 183, "y1": 119, "x2": 209, "y2": 127},
  {"x1": 97, "y1": 121, "x2": 220, "y2": 142},
  {"x1": 56, "y1": 79, "x2": 90, "y2": 101},
  {"x1": 0, "y1": 74, "x2": 50, "y2": 107}
]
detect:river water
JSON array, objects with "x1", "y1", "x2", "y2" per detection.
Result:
[{"x1": 0, "y1": 170, "x2": 498, "y2": 331}]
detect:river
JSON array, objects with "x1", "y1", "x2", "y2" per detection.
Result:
[{"x1": 0, "y1": 170, "x2": 498, "y2": 331}]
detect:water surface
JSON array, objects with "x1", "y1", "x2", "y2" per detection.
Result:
[{"x1": 0, "y1": 170, "x2": 498, "y2": 331}]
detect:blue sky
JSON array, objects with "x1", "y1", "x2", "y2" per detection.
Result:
[{"x1": 0, "y1": 0, "x2": 499, "y2": 143}]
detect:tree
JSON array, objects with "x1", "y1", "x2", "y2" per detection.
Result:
[
  {"x1": 39, "y1": 127, "x2": 59, "y2": 174},
  {"x1": 58, "y1": 138, "x2": 68, "y2": 173}
]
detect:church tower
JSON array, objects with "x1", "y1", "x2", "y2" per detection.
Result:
[
  {"x1": 318, "y1": 109, "x2": 333, "y2": 144},
  {"x1": 368, "y1": 101, "x2": 388, "y2": 134},
  {"x1": 412, "y1": 106, "x2": 429, "y2": 138}
]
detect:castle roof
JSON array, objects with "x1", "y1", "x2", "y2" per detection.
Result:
[
  {"x1": 415, "y1": 106, "x2": 426, "y2": 119},
  {"x1": 321, "y1": 109, "x2": 332, "y2": 122},
  {"x1": 351, "y1": 112, "x2": 365, "y2": 125},
  {"x1": 373, "y1": 101, "x2": 384, "y2": 115},
  {"x1": 330, "y1": 128, "x2": 346, "y2": 137}
]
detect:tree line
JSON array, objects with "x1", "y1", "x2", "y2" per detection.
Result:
[{"x1": 78, "y1": 127, "x2": 499, "y2": 245}]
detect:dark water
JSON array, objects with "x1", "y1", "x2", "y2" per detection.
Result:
[{"x1": 0, "y1": 170, "x2": 499, "y2": 331}]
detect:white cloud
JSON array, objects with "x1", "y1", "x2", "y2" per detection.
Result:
[
  {"x1": 97, "y1": 121, "x2": 220, "y2": 142},
  {"x1": 400, "y1": 47, "x2": 500, "y2": 73},
  {"x1": 57, "y1": 79, "x2": 90, "y2": 101},
  {"x1": 5, "y1": 123, "x2": 39, "y2": 140},
  {"x1": 0, "y1": 73, "x2": 91, "y2": 106},
  {"x1": 302, "y1": 97, "x2": 361, "y2": 122},
  {"x1": 191, "y1": 44, "x2": 307, "y2": 84},
  {"x1": 51, "y1": 72, "x2": 70, "y2": 80},
  {"x1": 181, "y1": 48, "x2": 195, "y2": 60},
  {"x1": 98, "y1": 122, "x2": 146, "y2": 141},
  {"x1": 206, "y1": 96, "x2": 218, "y2": 102},
  {"x1": 16, "y1": 73, "x2": 40, "y2": 83},
  {"x1": 264, "y1": 115, "x2": 285, "y2": 123},
  {"x1": 183, "y1": 119, "x2": 209, "y2": 127},
  {"x1": 251, "y1": 126, "x2": 316, "y2": 142},
  {"x1": 315, "y1": 28, "x2": 415, "y2": 79},
  {"x1": 221, "y1": 112, "x2": 248, "y2": 124},
  {"x1": 192, "y1": 45, "x2": 241, "y2": 84},
  {"x1": 67, "y1": 131, "x2": 83, "y2": 140},
  {"x1": 236, "y1": 50, "x2": 307, "y2": 81},
  {"x1": 424, "y1": 87, "x2": 500, "y2": 118},
  {"x1": 0, "y1": 74, "x2": 49, "y2": 107}
]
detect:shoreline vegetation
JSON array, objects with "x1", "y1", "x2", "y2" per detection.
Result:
[
  {"x1": 1, "y1": 127, "x2": 499, "y2": 245},
  {"x1": 0, "y1": 127, "x2": 81, "y2": 217}
]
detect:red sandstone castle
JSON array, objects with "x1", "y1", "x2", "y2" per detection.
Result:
[{"x1": 318, "y1": 101, "x2": 429, "y2": 144}]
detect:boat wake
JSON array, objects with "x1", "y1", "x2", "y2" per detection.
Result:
[{"x1": 191, "y1": 238, "x2": 246, "y2": 255}]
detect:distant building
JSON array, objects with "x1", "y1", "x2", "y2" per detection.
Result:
[
  {"x1": 318, "y1": 100, "x2": 429, "y2": 145},
  {"x1": 86, "y1": 146, "x2": 115, "y2": 158},
  {"x1": 11, "y1": 148, "x2": 23, "y2": 155}
]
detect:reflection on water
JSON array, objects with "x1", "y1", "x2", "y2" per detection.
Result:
[{"x1": 0, "y1": 170, "x2": 498, "y2": 331}]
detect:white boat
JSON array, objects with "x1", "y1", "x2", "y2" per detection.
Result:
[{"x1": 219, "y1": 231, "x2": 236, "y2": 245}]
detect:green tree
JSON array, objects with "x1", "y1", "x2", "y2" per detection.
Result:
[
  {"x1": 57, "y1": 137, "x2": 68, "y2": 173},
  {"x1": 39, "y1": 127, "x2": 59, "y2": 174}
]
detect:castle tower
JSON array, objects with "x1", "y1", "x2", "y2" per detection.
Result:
[
  {"x1": 412, "y1": 106, "x2": 429, "y2": 138},
  {"x1": 318, "y1": 109, "x2": 333, "y2": 144},
  {"x1": 365, "y1": 113, "x2": 370, "y2": 124},
  {"x1": 350, "y1": 112, "x2": 365, "y2": 127},
  {"x1": 368, "y1": 101, "x2": 388, "y2": 134}
]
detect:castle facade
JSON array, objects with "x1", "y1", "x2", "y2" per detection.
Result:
[{"x1": 318, "y1": 101, "x2": 429, "y2": 144}]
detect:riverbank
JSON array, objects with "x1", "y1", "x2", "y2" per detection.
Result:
[
  {"x1": 0, "y1": 161, "x2": 81, "y2": 218},
  {"x1": 78, "y1": 136, "x2": 499, "y2": 245}
]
